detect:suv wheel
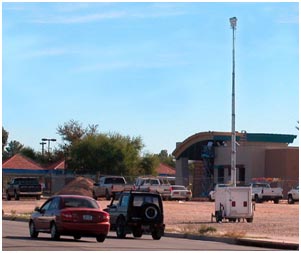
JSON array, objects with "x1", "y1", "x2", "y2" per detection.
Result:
[
  {"x1": 132, "y1": 227, "x2": 143, "y2": 238},
  {"x1": 116, "y1": 217, "x2": 126, "y2": 239},
  {"x1": 151, "y1": 229, "x2": 162, "y2": 240}
]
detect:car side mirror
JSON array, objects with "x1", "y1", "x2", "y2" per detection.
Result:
[
  {"x1": 34, "y1": 206, "x2": 41, "y2": 212},
  {"x1": 94, "y1": 183, "x2": 99, "y2": 186}
]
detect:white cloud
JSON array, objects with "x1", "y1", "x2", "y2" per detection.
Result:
[{"x1": 31, "y1": 11, "x2": 126, "y2": 24}]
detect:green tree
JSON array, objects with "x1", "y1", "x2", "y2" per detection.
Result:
[
  {"x1": 3, "y1": 140, "x2": 24, "y2": 160},
  {"x1": 139, "y1": 153, "x2": 160, "y2": 176},
  {"x1": 68, "y1": 133, "x2": 144, "y2": 176},
  {"x1": 57, "y1": 119, "x2": 99, "y2": 145},
  {"x1": 156, "y1": 149, "x2": 175, "y2": 168},
  {"x1": 20, "y1": 147, "x2": 37, "y2": 160},
  {"x1": 2, "y1": 127, "x2": 8, "y2": 150}
]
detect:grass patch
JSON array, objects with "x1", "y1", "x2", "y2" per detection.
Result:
[
  {"x1": 223, "y1": 231, "x2": 246, "y2": 239},
  {"x1": 198, "y1": 225, "x2": 217, "y2": 235}
]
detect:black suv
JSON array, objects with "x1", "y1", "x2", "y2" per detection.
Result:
[{"x1": 104, "y1": 191, "x2": 165, "y2": 240}]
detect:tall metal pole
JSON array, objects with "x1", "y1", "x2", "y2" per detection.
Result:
[{"x1": 230, "y1": 17, "x2": 237, "y2": 187}]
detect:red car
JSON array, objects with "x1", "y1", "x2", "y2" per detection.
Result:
[{"x1": 29, "y1": 195, "x2": 110, "y2": 242}]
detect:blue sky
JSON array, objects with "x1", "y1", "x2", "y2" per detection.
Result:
[{"x1": 2, "y1": 2, "x2": 299, "y2": 155}]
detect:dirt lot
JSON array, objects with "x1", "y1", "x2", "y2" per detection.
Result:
[
  {"x1": 2, "y1": 177, "x2": 298, "y2": 243},
  {"x1": 2, "y1": 198, "x2": 298, "y2": 243}
]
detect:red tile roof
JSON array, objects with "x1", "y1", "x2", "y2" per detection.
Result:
[
  {"x1": 2, "y1": 154, "x2": 44, "y2": 170},
  {"x1": 46, "y1": 159, "x2": 65, "y2": 170},
  {"x1": 156, "y1": 163, "x2": 175, "y2": 175}
]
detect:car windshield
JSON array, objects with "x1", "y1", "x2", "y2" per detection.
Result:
[
  {"x1": 133, "y1": 195, "x2": 160, "y2": 207},
  {"x1": 104, "y1": 177, "x2": 125, "y2": 184},
  {"x1": 62, "y1": 197, "x2": 99, "y2": 209},
  {"x1": 15, "y1": 178, "x2": 39, "y2": 185}
]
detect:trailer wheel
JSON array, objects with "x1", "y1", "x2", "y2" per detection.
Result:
[{"x1": 273, "y1": 199, "x2": 279, "y2": 204}]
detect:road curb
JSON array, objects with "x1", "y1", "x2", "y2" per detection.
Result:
[{"x1": 164, "y1": 232, "x2": 299, "y2": 250}]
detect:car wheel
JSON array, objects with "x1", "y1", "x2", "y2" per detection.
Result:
[
  {"x1": 288, "y1": 195, "x2": 294, "y2": 204},
  {"x1": 6, "y1": 192, "x2": 11, "y2": 201},
  {"x1": 151, "y1": 229, "x2": 162, "y2": 240},
  {"x1": 73, "y1": 235, "x2": 81, "y2": 240},
  {"x1": 116, "y1": 217, "x2": 126, "y2": 239},
  {"x1": 254, "y1": 195, "x2": 260, "y2": 203},
  {"x1": 29, "y1": 221, "x2": 39, "y2": 238},
  {"x1": 93, "y1": 191, "x2": 97, "y2": 200},
  {"x1": 50, "y1": 223, "x2": 60, "y2": 240},
  {"x1": 36, "y1": 195, "x2": 41, "y2": 200},
  {"x1": 105, "y1": 189, "x2": 111, "y2": 200},
  {"x1": 96, "y1": 234, "x2": 106, "y2": 242},
  {"x1": 274, "y1": 199, "x2": 279, "y2": 204},
  {"x1": 132, "y1": 227, "x2": 143, "y2": 238}
]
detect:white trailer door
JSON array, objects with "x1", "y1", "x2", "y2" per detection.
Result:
[{"x1": 229, "y1": 188, "x2": 252, "y2": 216}]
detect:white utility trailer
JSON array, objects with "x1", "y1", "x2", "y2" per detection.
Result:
[{"x1": 212, "y1": 186, "x2": 254, "y2": 223}]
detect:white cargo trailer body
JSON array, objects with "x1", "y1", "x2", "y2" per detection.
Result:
[{"x1": 214, "y1": 186, "x2": 254, "y2": 223}]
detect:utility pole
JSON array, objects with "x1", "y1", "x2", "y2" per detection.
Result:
[
  {"x1": 229, "y1": 17, "x2": 237, "y2": 187},
  {"x1": 40, "y1": 142, "x2": 46, "y2": 156}
]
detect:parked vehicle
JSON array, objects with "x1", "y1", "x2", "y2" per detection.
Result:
[
  {"x1": 29, "y1": 195, "x2": 110, "y2": 242},
  {"x1": 250, "y1": 182, "x2": 283, "y2": 204},
  {"x1": 6, "y1": 177, "x2": 42, "y2": 201},
  {"x1": 93, "y1": 176, "x2": 132, "y2": 200},
  {"x1": 288, "y1": 186, "x2": 299, "y2": 204},
  {"x1": 104, "y1": 191, "x2": 165, "y2": 240},
  {"x1": 208, "y1": 184, "x2": 230, "y2": 201},
  {"x1": 212, "y1": 186, "x2": 254, "y2": 223},
  {"x1": 133, "y1": 177, "x2": 171, "y2": 200},
  {"x1": 169, "y1": 185, "x2": 192, "y2": 201}
]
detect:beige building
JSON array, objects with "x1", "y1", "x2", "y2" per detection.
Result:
[{"x1": 172, "y1": 131, "x2": 298, "y2": 198}]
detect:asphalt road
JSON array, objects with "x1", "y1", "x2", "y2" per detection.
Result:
[{"x1": 2, "y1": 220, "x2": 272, "y2": 251}]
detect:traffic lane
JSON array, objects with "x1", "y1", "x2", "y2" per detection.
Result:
[{"x1": 3, "y1": 220, "x2": 272, "y2": 251}]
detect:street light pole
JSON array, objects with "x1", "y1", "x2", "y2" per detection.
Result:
[
  {"x1": 230, "y1": 17, "x2": 237, "y2": 187},
  {"x1": 41, "y1": 138, "x2": 56, "y2": 159},
  {"x1": 40, "y1": 142, "x2": 46, "y2": 156}
]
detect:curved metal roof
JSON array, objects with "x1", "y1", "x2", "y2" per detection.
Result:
[{"x1": 172, "y1": 131, "x2": 297, "y2": 160}]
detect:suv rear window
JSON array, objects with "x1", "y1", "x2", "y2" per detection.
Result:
[{"x1": 133, "y1": 195, "x2": 160, "y2": 207}]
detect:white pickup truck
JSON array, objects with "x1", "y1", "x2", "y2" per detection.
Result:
[
  {"x1": 133, "y1": 177, "x2": 171, "y2": 200},
  {"x1": 250, "y1": 182, "x2": 283, "y2": 204},
  {"x1": 287, "y1": 186, "x2": 299, "y2": 204},
  {"x1": 93, "y1": 176, "x2": 132, "y2": 200}
]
